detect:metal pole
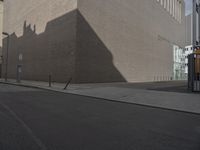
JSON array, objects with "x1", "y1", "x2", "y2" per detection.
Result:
[
  {"x1": 193, "y1": 0, "x2": 197, "y2": 49},
  {"x1": 198, "y1": 0, "x2": 200, "y2": 45}
]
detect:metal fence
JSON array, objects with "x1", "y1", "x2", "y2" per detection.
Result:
[{"x1": 188, "y1": 53, "x2": 200, "y2": 92}]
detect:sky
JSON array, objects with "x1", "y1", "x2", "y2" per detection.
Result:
[{"x1": 185, "y1": 0, "x2": 192, "y2": 15}]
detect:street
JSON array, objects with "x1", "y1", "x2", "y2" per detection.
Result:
[{"x1": 0, "y1": 84, "x2": 200, "y2": 150}]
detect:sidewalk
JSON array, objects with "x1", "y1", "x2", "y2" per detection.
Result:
[{"x1": 0, "y1": 79, "x2": 200, "y2": 114}]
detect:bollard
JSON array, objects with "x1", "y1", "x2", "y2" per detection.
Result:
[{"x1": 49, "y1": 74, "x2": 52, "y2": 87}]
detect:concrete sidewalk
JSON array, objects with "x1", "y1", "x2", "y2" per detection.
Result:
[{"x1": 0, "y1": 79, "x2": 200, "y2": 114}]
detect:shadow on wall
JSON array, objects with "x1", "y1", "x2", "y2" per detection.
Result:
[
  {"x1": 2, "y1": 10, "x2": 77, "y2": 83},
  {"x1": 2, "y1": 9, "x2": 126, "y2": 83},
  {"x1": 75, "y1": 10, "x2": 126, "y2": 83}
]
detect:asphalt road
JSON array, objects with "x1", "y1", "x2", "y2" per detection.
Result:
[{"x1": 0, "y1": 84, "x2": 200, "y2": 150}]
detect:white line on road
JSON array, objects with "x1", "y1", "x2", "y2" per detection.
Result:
[{"x1": 0, "y1": 102, "x2": 47, "y2": 150}]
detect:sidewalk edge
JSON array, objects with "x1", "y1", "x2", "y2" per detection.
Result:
[{"x1": 0, "y1": 80, "x2": 200, "y2": 116}]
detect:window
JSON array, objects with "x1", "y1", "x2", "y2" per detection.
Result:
[
  {"x1": 170, "y1": 0, "x2": 173, "y2": 15},
  {"x1": 156, "y1": 0, "x2": 182, "y2": 23},
  {"x1": 176, "y1": 0, "x2": 179, "y2": 21},
  {"x1": 179, "y1": 1, "x2": 182, "y2": 23},
  {"x1": 164, "y1": 0, "x2": 167, "y2": 9},
  {"x1": 167, "y1": 0, "x2": 170, "y2": 11},
  {"x1": 173, "y1": 0, "x2": 175, "y2": 17},
  {"x1": 161, "y1": 0, "x2": 163, "y2": 5},
  {"x1": 175, "y1": 0, "x2": 177, "y2": 19}
]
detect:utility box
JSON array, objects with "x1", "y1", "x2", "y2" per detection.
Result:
[{"x1": 188, "y1": 51, "x2": 200, "y2": 92}]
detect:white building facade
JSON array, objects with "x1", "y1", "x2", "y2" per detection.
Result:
[
  {"x1": 184, "y1": 45, "x2": 193, "y2": 74},
  {"x1": 173, "y1": 45, "x2": 186, "y2": 80}
]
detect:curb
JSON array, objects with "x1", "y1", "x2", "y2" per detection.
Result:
[{"x1": 0, "y1": 81, "x2": 50, "y2": 90}]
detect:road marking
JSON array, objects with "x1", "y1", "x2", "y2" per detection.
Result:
[{"x1": 0, "y1": 103, "x2": 47, "y2": 150}]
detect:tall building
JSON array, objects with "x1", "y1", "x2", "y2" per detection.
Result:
[
  {"x1": 185, "y1": 14, "x2": 192, "y2": 46},
  {"x1": 184, "y1": 14, "x2": 193, "y2": 78},
  {"x1": 1, "y1": 0, "x2": 185, "y2": 83}
]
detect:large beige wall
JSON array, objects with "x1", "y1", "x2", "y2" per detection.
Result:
[
  {"x1": 2, "y1": 0, "x2": 185, "y2": 83},
  {"x1": 77, "y1": 0, "x2": 185, "y2": 82}
]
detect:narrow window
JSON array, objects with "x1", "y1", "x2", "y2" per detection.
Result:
[
  {"x1": 164, "y1": 0, "x2": 167, "y2": 9},
  {"x1": 161, "y1": 0, "x2": 163, "y2": 6},
  {"x1": 167, "y1": 0, "x2": 170, "y2": 11},
  {"x1": 179, "y1": 1, "x2": 182, "y2": 23},
  {"x1": 175, "y1": 0, "x2": 178, "y2": 19},
  {"x1": 170, "y1": 0, "x2": 173, "y2": 15},
  {"x1": 176, "y1": 0, "x2": 178, "y2": 20},
  {"x1": 176, "y1": 0, "x2": 180, "y2": 21},
  {"x1": 173, "y1": 0, "x2": 175, "y2": 17}
]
